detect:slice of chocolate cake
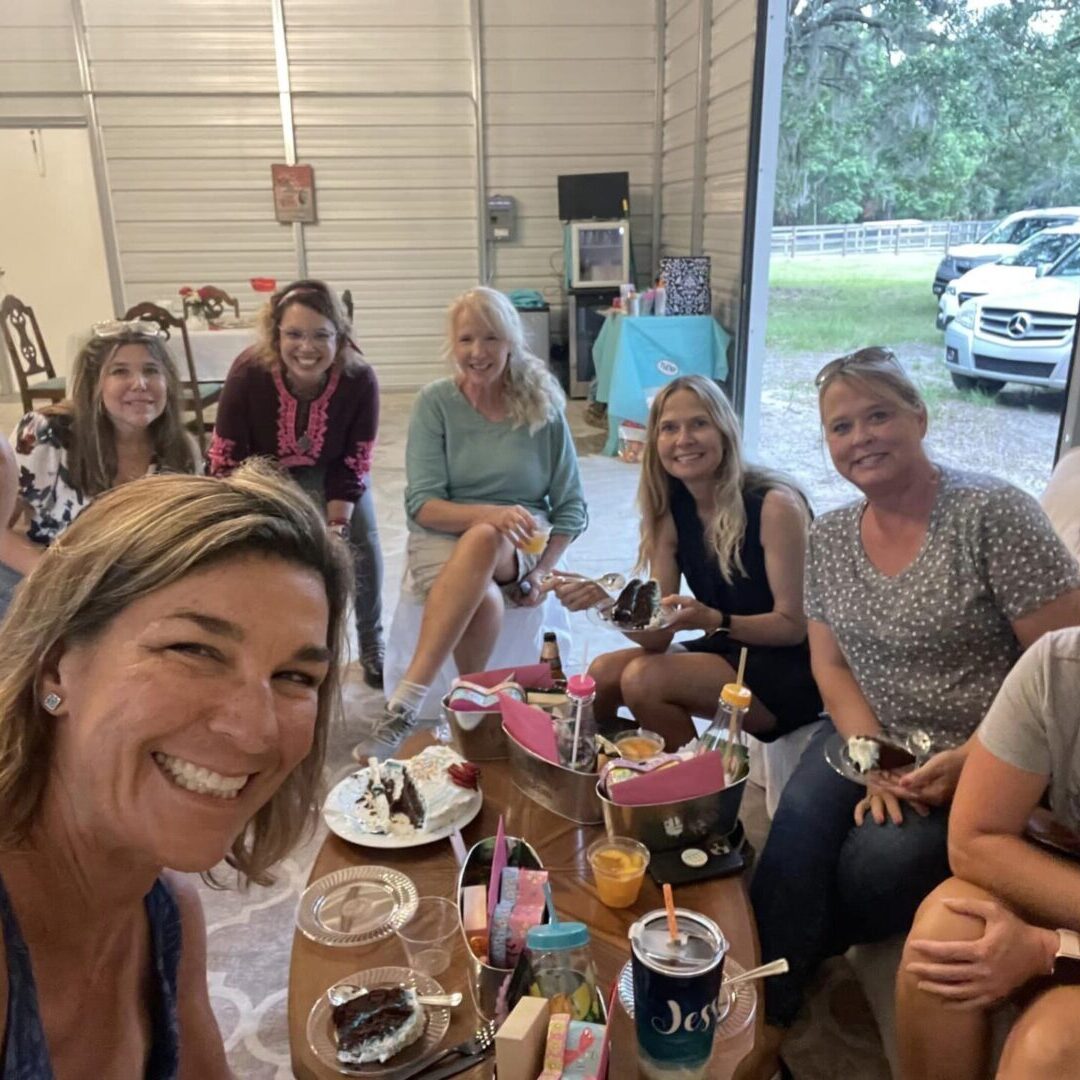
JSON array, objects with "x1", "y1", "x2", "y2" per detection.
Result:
[
  {"x1": 333, "y1": 985, "x2": 426, "y2": 1065},
  {"x1": 631, "y1": 580, "x2": 661, "y2": 627},
  {"x1": 612, "y1": 578, "x2": 642, "y2": 625}
]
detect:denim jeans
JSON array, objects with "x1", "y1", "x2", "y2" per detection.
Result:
[
  {"x1": 750, "y1": 721, "x2": 951, "y2": 1028},
  {"x1": 291, "y1": 468, "x2": 384, "y2": 657}
]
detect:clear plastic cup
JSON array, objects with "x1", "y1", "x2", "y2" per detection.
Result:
[
  {"x1": 519, "y1": 526, "x2": 551, "y2": 557},
  {"x1": 588, "y1": 836, "x2": 650, "y2": 908},
  {"x1": 396, "y1": 896, "x2": 458, "y2": 976}
]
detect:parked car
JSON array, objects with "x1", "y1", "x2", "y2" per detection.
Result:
[
  {"x1": 936, "y1": 225, "x2": 1080, "y2": 329},
  {"x1": 944, "y1": 242, "x2": 1080, "y2": 394},
  {"x1": 932, "y1": 207, "x2": 1080, "y2": 296}
]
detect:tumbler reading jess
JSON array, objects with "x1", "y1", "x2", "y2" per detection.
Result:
[{"x1": 630, "y1": 909, "x2": 728, "y2": 1079}]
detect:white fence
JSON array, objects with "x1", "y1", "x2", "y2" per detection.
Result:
[{"x1": 771, "y1": 220, "x2": 997, "y2": 257}]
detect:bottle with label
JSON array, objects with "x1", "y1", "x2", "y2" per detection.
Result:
[
  {"x1": 654, "y1": 277, "x2": 667, "y2": 316},
  {"x1": 699, "y1": 682, "x2": 752, "y2": 781},
  {"x1": 539, "y1": 631, "x2": 567, "y2": 689},
  {"x1": 526, "y1": 922, "x2": 604, "y2": 1022}
]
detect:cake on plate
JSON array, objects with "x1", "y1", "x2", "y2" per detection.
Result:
[
  {"x1": 332, "y1": 986, "x2": 425, "y2": 1065},
  {"x1": 846, "y1": 735, "x2": 916, "y2": 774},
  {"x1": 610, "y1": 578, "x2": 662, "y2": 630},
  {"x1": 355, "y1": 746, "x2": 478, "y2": 835}
]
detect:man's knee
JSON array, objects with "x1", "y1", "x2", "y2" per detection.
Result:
[
  {"x1": 903, "y1": 878, "x2": 992, "y2": 957},
  {"x1": 1000, "y1": 989, "x2": 1080, "y2": 1079}
]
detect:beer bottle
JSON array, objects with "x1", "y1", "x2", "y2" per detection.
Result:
[{"x1": 540, "y1": 631, "x2": 567, "y2": 688}]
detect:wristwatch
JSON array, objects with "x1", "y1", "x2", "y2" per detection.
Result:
[
  {"x1": 710, "y1": 610, "x2": 732, "y2": 636},
  {"x1": 1052, "y1": 928, "x2": 1080, "y2": 973}
]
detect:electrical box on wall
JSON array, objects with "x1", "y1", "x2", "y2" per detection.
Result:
[{"x1": 487, "y1": 194, "x2": 516, "y2": 242}]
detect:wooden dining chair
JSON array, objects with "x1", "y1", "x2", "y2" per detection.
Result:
[
  {"x1": 123, "y1": 302, "x2": 223, "y2": 451},
  {"x1": 0, "y1": 294, "x2": 67, "y2": 413},
  {"x1": 190, "y1": 286, "x2": 240, "y2": 323}
]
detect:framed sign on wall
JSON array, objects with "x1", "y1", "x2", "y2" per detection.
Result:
[{"x1": 271, "y1": 163, "x2": 316, "y2": 224}]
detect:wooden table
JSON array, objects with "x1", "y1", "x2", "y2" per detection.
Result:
[{"x1": 289, "y1": 734, "x2": 759, "y2": 1078}]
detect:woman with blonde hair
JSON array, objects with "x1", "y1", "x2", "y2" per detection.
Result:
[
  {"x1": 378, "y1": 286, "x2": 586, "y2": 747},
  {"x1": 0, "y1": 460, "x2": 351, "y2": 1077},
  {"x1": 737, "y1": 348, "x2": 1080, "y2": 1080},
  {"x1": 0, "y1": 321, "x2": 198, "y2": 614},
  {"x1": 208, "y1": 278, "x2": 385, "y2": 688},
  {"x1": 546, "y1": 374, "x2": 819, "y2": 750}
]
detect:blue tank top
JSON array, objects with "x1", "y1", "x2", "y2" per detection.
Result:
[{"x1": 0, "y1": 870, "x2": 181, "y2": 1080}]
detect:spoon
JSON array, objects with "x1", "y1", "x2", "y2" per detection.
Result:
[
  {"x1": 722, "y1": 958, "x2": 790, "y2": 988},
  {"x1": 327, "y1": 984, "x2": 463, "y2": 1009},
  {"x1": 540, "y1": 571, "x2": 627, "y2": 593}
]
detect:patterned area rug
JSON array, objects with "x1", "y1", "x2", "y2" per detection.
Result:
[{"x1": 191, "y1": 392, "x2": 893, "y2": 1079}]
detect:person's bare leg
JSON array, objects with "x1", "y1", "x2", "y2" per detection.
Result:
[
  {"x1": 452, "y1": 580, "x2": 505, "y2": 675},
  {"x1": 997, "y1": 984, "x2": 1080, "y2": 1079},
  {"x1": 620, "y1": 652, "x2": 778, "y2": 750},
  {"x1": 896, "y1": 877, "x2": 995, "y2": 1080},
  {"x1": 402, "y1": 524, "x2": 518, "y2": 687},
  {"x1": 588, "y1": 647, "x2": 644, "y2": 726}
]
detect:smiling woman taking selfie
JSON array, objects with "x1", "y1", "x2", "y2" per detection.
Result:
[
  {"x1": 0, "y1": 461, "x2": 350, "y2": 1078},
  {"x1": 737, "y1": 348, "x2": 1080, "y2": 1080},
  {"x1": 208, "y1": 279, "x2": 385, "y2": 689},
  {"x1": 0, "y1": 322, "x2": 198, "y2": 615}
]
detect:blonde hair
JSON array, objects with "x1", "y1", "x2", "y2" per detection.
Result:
[
  {"x1": 0, "y1": 461, "x2": 352, "y2": 886},
  {"x1": 46, "y1": 328, "x2": 195, "y2": 496},
  {"x1": 637, "y1": 376, "x2": 807, "y2": 582},
  {"x1": 444, "y1": 286, "x2": 564, "y2": 433},
  {"x1": 255, "y1": 278, "x2": 364, "y2": 376},
  {"x1": 815, "y1": 346, "x2": 927, "y2": 421}
]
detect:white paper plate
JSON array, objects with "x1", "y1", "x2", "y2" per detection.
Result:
[{"x1": 322, "y1": 768, "x2": 482, "y2": 849}]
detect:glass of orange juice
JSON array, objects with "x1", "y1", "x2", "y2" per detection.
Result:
[
  {"x1": 519, "y1": 526, "x2": 550, "y2": 557},
  {"x1": 588, "y1": 836, "x2": 651, "y2": 908}
]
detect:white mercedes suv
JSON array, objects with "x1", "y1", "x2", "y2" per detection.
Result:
[{"x1": 944, "y1": 243, "x2": 1080, "y2": 394}]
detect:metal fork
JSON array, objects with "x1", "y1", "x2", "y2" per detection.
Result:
[{"x1": 397, "y1": 1021, "x2": 496, "y2": 1079}]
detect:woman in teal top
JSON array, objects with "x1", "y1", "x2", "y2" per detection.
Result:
[{"x1": 376, "y1": 286, "x2": 587, "y2": 747}]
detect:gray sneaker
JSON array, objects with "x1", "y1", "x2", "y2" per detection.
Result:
[{"x1": 354, "y1": 701, "x2": 417, "y2": 760}]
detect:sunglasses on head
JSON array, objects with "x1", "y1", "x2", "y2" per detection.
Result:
[
  {"x1": 92, "y1": 319, "x2": 165, "y2": 341},
  {"x1": 814, "y1": 347, "x2": 902, "y2": 389}
]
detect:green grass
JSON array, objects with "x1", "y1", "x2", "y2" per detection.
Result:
[{"x1": 766, "y1": 252, "x2": 943, "y2": 353}]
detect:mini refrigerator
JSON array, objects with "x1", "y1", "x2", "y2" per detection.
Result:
[
  {"x1": 568, "y1": 289, "x2": 618, "y2": 398},
  {"x1": 568, "y1": 220, "x2": 630, "y2": 289}
]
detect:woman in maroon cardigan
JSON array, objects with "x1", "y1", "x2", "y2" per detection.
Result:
[{"x1": 208, "y1": 279, "x2": 384, "y2": 686}]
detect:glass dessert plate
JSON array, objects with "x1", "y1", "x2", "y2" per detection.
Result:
[
  {"x1": 297, "y1": 866, "x2": 419, "y2": 947},
  {"x1": 823, "y1": 730, "x2": 921, "y2": 786},
  {"x1": 307, "y1": 966, "x2": 450, "y2": 1077},
  {"x1": 588, "y1": 597, "x2": 681, "y2": 635}
]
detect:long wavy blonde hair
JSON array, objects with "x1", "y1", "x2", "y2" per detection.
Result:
[
  {"x1": 0, "y1": 461, "x2": 352, "y2": 887},
  {"x1": 444, "y1": 286, "x2": 564, "y2": 433},
  {"x1": 637, "y1": 375, "x2": 808, "y2": 582}
]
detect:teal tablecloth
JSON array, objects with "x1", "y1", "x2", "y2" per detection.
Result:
[{"x1": 593, "y1": 314, "x2": 731, "y2": 454}]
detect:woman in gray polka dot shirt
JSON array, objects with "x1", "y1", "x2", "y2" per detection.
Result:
[{"x1": 738, "y1": 348, "x2": 1080, "y2": 1080}]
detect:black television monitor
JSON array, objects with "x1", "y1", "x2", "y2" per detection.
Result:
[{"x1": 557, "y1": 171, "x2": 630, "y2": 221}]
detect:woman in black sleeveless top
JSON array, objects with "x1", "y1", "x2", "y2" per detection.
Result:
[{"x1": 547, "y1": 375, "x2": 821, "y2": 749}]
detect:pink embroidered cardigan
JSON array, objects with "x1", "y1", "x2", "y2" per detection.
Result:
[{"x1": 207, "y1": 348, "x2": 378, "y2": 503}]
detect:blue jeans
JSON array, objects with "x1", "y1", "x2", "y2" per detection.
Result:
[
  {"x1": 291, "y1": 468, "x2": 384, "y2": 657},
  {"x1": 750, "y1": 722, "x2": 951, "y2": 1028}
]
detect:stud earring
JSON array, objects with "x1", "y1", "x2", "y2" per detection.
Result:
[{"x1": 42, "y1": 692, "x2": 62, "y2": 714}]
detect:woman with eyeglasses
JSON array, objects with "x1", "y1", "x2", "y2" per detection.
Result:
[
  {"x1": 208, "y1": 279, "x2": 385, "y2": 689},
  {"x1": 0, "y1": 322, "x2": 198, "y2": 616},
  {"x1": 736, "y1": 348, "x2": 1080, "y2": 1080}
]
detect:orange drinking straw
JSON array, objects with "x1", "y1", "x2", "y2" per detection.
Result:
[{"x1": 662, "y1": 883, "x2": 679, "y2": 943}]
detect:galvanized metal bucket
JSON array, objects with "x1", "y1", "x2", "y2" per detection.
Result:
[
  {"x1": 456, "y1": 835, "x2": 544, "y2": 1019},
  {"x1": 502, "y1": 723, "x2": 604, "y2": 825},
  {"x1": 440, "y1": 695, "x2": 509, "y2": 761}
]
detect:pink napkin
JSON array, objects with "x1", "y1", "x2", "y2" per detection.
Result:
[
  {"x1": 500, "y1": 694, "x2": 559, "y2": 764},
  {"x1": 488, "y1": 815, "x2": 508, "y2": 923},
  {"x1": 459, "y1": 663, "x2": 556, "y2": 690},
  {"x1": 609, "y1": 750, "x2": 727, "y2": 806}
]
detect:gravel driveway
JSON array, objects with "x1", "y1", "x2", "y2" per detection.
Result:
[{"x1": 757, "y1": 344, "x2": 1064, "y2": 512}]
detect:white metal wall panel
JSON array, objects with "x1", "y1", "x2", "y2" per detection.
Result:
[
  {"x1": 286, "y1": 1, "x2": 477, "y2": 388},
  {"x1": 659, "y1": 0, "x2": 700, "y2": 259},
  {"x1": 702, "y1": 0, "x2": 755, "y2": 327},
  {"x1": 483, "y1": 0, "x2": 657, "y2": 342},
  {"x1": 82, "y1": 0, "x2": 289, "y2": 314},
  {"x1": 0, "y1": 0, "x2": 82, "y2": 120}
]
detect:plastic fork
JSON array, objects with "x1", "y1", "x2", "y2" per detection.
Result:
[{"x1": 396, "y1": 1021, "x2": 496, "y2": 1079}]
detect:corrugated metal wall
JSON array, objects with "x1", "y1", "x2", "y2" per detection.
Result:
[
  {"x1": 703, "y1": 0, "x2": 755, "y2": 330},
  {"x1": 483, "y1": 0, "x2": 657, "y2": 335},
  {"x1": 0, "y1": 0, "x2": 83, "y2": 122},
  {"x1": 2, "y1": 0, "x2": 763, "y2": 386}
]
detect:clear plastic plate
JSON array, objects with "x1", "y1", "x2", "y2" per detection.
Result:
[{"x1": 297, "y1": 866, "x2": 418, "y2": 948}]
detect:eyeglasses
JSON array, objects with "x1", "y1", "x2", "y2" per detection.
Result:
[
  {"x1": 280, "y1": 328, "x2": 337, "y2": 345},
  {"x1": 92, "y1": 319, "x2": 165, "y2": 341},
  {"x1": 814, "y1": 347, "x2": 902, "y2": 389}
]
